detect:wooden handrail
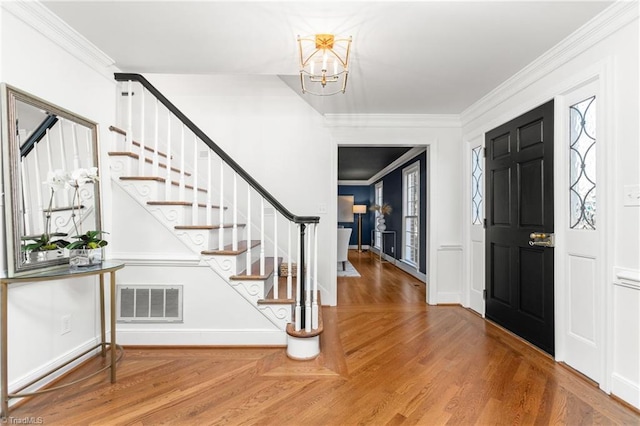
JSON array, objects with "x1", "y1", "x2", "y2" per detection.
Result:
[{"x1": 114, "y1": 73, "x2": 319, "y2": 225}]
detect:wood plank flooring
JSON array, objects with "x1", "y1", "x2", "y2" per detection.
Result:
[{"x1": 8, "y1": 251, "x2": 639, "y2": 425}]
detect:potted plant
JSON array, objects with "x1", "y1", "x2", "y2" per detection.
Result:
[
  {"x1": 21, "y1": 232, "x2": 69, "y2": 263},
  {"x1": 370, "y1": 203, "x2": 392, "y2": 231},
  {"x1": 67, "y1": 230, "x2": 108, "y2": 268}
]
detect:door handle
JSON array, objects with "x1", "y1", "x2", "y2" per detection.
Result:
[{"x1": 529, "y1": 232, "x2": 555, "y2": 247}]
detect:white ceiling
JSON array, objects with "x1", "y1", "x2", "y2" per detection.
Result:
[{"x1": 42, "y1": 0, "x2": 613, "y2": 115}]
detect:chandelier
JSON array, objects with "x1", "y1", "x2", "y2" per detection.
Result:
[{"x1": 297, "y1": 34, "x2": 352, "y2": 96}]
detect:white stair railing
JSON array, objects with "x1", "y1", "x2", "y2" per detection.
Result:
[{"x1": 115, "y1": 74, "x2": 321, "y2": 333}]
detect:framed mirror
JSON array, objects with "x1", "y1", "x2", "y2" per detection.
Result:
[{"x1": 1, "y1": 85, "x2": 101, "y2": 276}]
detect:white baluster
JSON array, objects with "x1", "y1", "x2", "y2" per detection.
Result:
[
  {"x1": 305, "y1": 224, "x2": 312, "y2": 333},
  {"x1": 232, "y1": 173, "x2": 238, "y2": 251},
  {"x1": 246, "y1": 187, "x2": 252, "y2": 274},
  {"x1": 294, "y1": 224, "x2": 301, "y2": 331},
  {"x1": 71, "y1": 123, "x2": 80, "y2": 170},
  {"x1": 178, "y1": 124, "x2": 186, "y2": 200},
  {"x1": 206, "y1": 150, "x2": 212, "y2": 225},
  {"x1": 273, "y1": 211, "x2": 278, "y2": 299},
  {"x1": 191, "y1": 134, "x2": 199, "y2": 225},
  {"x1": 312, "y1": 223, "x2": 319, "y2": 330},
  {"x1": 33, "y1": 143, "x2": 44, "y2": 232},
  {"x1": 218, "y1": 158, "x2": 224, "y2": 250},
  {"x1": 45, "y1": 129, "x2": 53, "y2": 173},
  {"x1": 152, "y1": 99, "x2": 159, "y2": 176},
  {"x1": 85, "y1": 127, "x2": 92, "y2": 169},
  {"x1": 165, "y1": 114, "x2": 172, "y2": 200},
  {"x1": 287, "y1": 222, "x2": 292, "y2": 299},
  {"x1": 138, "y1": 87, "x2": 146, "y2": 176},
  {"x1": 260, "y1": 198, "x2": 265, "y2": 276},
  {"x1": 20, "y1": 162, "x2": 31, "y2": 235},
  {"x1": 58, "y1": 123, "x2": 70, "y2": 205},
  {"x1": 126, "y1": 80, "x2": 133, "y2": 152}
]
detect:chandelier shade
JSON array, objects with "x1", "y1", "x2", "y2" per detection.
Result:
[{"x1": 297, "y1": 34, "x2": 352, "y2": 96}]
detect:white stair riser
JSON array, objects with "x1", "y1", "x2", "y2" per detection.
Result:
[
  {"x1": 109, "y1": 154, "x2": 187, "y2": 183},
  {"x1": 203, "y1": 245, "x2": 260, "y2": 277},
  {"x1": 174, "y1": 227, "x2": 242, "y2": 252},
  {"x1": 119, "y1": 179, "x2": 208, "y2": 204},
  {"x1": 147, "y1": 204, "x2": 225, "y2": 227}
]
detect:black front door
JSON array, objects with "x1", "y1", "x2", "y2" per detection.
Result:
[{"x1": 485, "y1": 100, "x2": 555, "y2": 355}]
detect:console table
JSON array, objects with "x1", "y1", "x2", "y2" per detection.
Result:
[
  {"x1": 0, "y1": 261, "x2": 125, "y2": 417},
  {"x1": 370, "y1": 230, "x2": 397, "y2": 265}
]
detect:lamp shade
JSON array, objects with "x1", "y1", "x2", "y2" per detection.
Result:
[{"x1": 353, "y1": 204, "x2": 367, "y2": 214}]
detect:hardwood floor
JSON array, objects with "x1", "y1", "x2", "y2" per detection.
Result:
[{"x1": 9, "y1": 250, "x2": 639, "y2": 425}]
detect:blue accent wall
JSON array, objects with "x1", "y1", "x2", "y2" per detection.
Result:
[
  {"x1": 372, "y1": 151, "x2": 427, "y2": 273},
  {"x1": 337, "y1": 185, "x2": 372, "y2": 246}
]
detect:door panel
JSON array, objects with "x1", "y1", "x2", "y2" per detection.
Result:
[{"x1": 485, "y1": 100, "x2": 555, "y2": 355}]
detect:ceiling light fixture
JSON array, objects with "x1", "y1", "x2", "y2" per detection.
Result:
[{"x1": 297, "y1": 34, "x2": 352, "y2": 96}]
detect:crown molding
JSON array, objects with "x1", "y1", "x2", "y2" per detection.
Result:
[
  {"x1": 2, "y1": 0, "x2": 117, "y2": 78},
  {"x1": 324, "y1": 114, "x2": 461, "y2": 128},
  {"x1": 460, "y1": 0, "x2": 638, "y2": 129}
]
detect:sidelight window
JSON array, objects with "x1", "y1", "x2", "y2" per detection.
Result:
[
  {"x1": 471, "y1": 146, "x2": 483, "y2": 225},
  {"x1": 569, "y1": 96, "x2": 596, "y2": 230}
]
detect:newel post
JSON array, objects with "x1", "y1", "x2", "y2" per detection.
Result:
[{"x1": 299, "y1": 223, "x2": 307, "y2": 330}]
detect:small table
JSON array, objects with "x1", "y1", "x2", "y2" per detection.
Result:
[
  {"x1": 370, "y1": 230, "x2": 397, "y2": 264},
  {"x1": 0, "y1": 261, "x2": 125, "y2": 418}
]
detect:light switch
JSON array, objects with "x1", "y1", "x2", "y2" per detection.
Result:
[
  {"x1": 623, "y1": 184, "x2": 640, "y2": 206},
  {"x1": 318, "y1": 203, "x2": 327, "y2": 214}
]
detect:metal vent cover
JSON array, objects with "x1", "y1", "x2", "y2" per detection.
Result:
[{"x1": 117, "y1": 285, "x2": 183, "y2": 323}]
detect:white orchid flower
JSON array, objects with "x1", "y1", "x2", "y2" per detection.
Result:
[
  {"x1": 69, "y1": 167, "x2": 99, "y2": 187},
  {"x1": 43, "y1": 169, "x2": 69, "y2": 191}
]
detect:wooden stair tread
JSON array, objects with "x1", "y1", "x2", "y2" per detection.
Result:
[
  {"x1": 109, "y1": 125, "x2": 171, "y2": 159},
  {"x1": 230, "y1": 257, "x2": 280, "y2": 281},
  {"x1": 147, "y1": 201, "x2": 226, "y2": 209},
  {"x1": 175, "y1": 224, "x2": 245, "y2": 230},
  {"x1": 259, "y1": 275, "x2": 294, "y2": 304},
  {"x1": 108, "y1": 151, "x2": 191, "y2": 176},
  {"x1": 119, "y1": 176, "x2": 207, "y2": 193},
  {"x1": 201, "y1": 240, "x2": 260, "y2": 256}
]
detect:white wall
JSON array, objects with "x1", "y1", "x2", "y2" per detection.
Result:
[
  {"x1": 325, "y1": 116, "x2": 463, "y2": 304},
  {"x1": 142, "y1": 73, "x2": 337, "y2": 304},
  {"x1": 0, "y1": 4, "x2": 117, "y2": 396},
  {"x1": 460, "y1": 3, "x2": 639, "y2": 408}
]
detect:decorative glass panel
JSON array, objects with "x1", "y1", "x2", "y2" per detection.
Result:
[
  {"x1": 471, "y1": 146, "x2": 483, "y2": 225},
  {"x1": 569, "y1": 96, "x2": 596, "y2": 230}
]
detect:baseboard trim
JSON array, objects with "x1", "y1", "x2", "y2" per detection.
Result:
[
  {"x1": 611, "y1": 372, "x2": 640, "y2": 410},
  {"x1": 8, "y1": 337, "x2": 100, "y2": 406},
  {"x1": 116, "y1": 329, "x2": 287, "y2": 346}
]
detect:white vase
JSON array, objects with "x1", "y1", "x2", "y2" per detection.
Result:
[
  {"x1": 69, "y1": 248, "x2": 103, "y2": 269},
  {"x1": 377, "y1": 216, "x2": 386, "y2": 231}
]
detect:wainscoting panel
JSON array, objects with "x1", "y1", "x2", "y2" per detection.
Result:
[{"x1": 437, "y1": 245, "x2": 463, "y2": 304}]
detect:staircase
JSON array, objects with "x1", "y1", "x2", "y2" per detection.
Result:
[{"x1": 109, "y1": 74, "x2": 322, "y2": 359}]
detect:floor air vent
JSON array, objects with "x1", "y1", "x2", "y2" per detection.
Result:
[{"x1": 117, "y1": 285, "x2": 183, "y2": 323}]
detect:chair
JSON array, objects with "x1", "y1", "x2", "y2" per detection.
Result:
[{"x1": 337, "y1": 228, "x2": 352, "y2": 271}]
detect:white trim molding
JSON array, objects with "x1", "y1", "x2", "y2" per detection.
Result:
[
  {"x1": 1, "y1": 0, "x2": 117, "y2": 78},
  {"x1": 614, "y1": 267, "x2": 640, "y2": 290},
  {"x1": 116, "y1": 329, "x2": 286, "y2": 346},
  {"x1": 461, "y1": 0, "x2": 638, "y2": 129},
  {"x1": 325, "y1": 114, "x2": 461, "y2": 128}
]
